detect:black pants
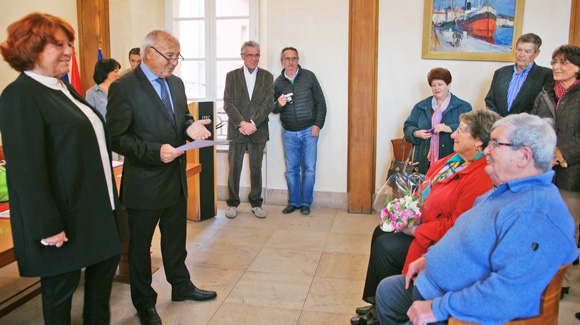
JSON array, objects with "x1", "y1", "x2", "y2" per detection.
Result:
[
  {"x1": 127, "y1": 198, "x2": 191, "y2": 309},
  {"x1": 40, "y1": 254, "x2": 120, "y2": 325},
  {"x1": 227, "y1": 141, "x2": 266, "y2": 208},
  {"x1": 362, "y1": 225, "x2": 414, "y2": 303}
]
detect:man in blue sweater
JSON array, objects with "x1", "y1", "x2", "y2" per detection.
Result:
[{"x1": 375, "y1": 113, "x2": 578, "y2": 325}]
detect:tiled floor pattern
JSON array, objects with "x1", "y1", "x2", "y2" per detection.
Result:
[{"x1": 1, "y1": 202, "x2": 580, "y2": 324}]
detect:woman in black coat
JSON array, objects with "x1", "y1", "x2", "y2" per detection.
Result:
[{"x1": 0, "y1": 13, "x2": 125, "y2": 324}]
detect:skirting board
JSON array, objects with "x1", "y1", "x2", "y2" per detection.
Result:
[{"x1": 216, "y1": 185, "x2": 348, "y2": 210}]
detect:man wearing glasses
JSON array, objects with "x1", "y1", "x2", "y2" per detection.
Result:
[
  {"x1": 273, "y1": 47, "x2": 327, "y2": 216},
  {"x1": 374, "y1": 114, "x2": 577, "y2": 325},
  {"x1": 485, "y1": 33, "x2": 553, "y2": 117},
  {"x1": 107, "y1": 30, "x2": 216, "y2": 325},
  {"x1": 223, "y1": 41, "x2": 274, "y2": 219}
]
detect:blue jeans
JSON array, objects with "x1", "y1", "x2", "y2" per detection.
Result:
[{"x1": 282, "y1": 125, "x2": 319, "y2": 207}]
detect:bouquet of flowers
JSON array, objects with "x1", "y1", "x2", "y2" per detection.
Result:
[{"x1": 374, "y1": 172, "x2": 428, "y2": 232}]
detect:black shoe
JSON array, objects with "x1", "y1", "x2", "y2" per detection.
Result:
[
  {"x1": 137, "y1": 307, "x2": 162, "y2": 325},
  {"x1": 300, "y1": 206, "x2": 310, "y2": 215},
  {"x1": 357, "y1": 306, "x2": 379, "y2": 325},
  {"x1": 351, "y1": 316, "x2": 361, "y2": 325},
  {"x1": 356, "y1": 304, "x2": 373, "y2": 315},
  {"x1": 282, "y1": 205, "x2": 298, "y2": 214},
  {"x1": 172, "y1": 285, "x2": 217, "y2": 301},
  {"x1": 561, "y1": 286, "x2": 570, "y2": 300},
  {"x1": 575, "y1": 312, "x2": 580, "y2": 320}
]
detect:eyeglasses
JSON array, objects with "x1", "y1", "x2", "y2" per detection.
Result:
[
  {"x1": 150, "y1": 46, "x2": 184, "y2": 63},
  {"x1": 456, "y1": 126, "x2": 469, "y2": 134},
  {"x1": 550, "y1": 60, "x2": 571, "y2": 66},
  {"x1": 282, "y1": 57, "x2": 297, "y2": 62},
  {"x1": 488, "y1": 141, "x2": 516, "y2": 150},
  {"x1": 244, "y1": 53, "x2": 261, "y2": 58}
]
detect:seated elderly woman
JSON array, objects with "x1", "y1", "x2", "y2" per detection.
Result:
[
  {"x1": 85, "y1": 58, "x2": 121, "y2": 120},
  {"x1": 352, "y1": 109, "x2": 501, "y2": 325},
  {"x1": 404, "y1": 68, "x2": 472, "y2": 175}
]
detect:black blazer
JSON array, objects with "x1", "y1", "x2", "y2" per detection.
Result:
[
  {"x1": 224, "y1": 67, "x2": 274, "y2": 143},
  {"x1": 106, "y1": 66, "x2": 193, "y2": 210},
  {"x1": 0, "y1": 73, "x2": 126, "y2": 277},
  {"x1": 485, "y1": 63, "x2": 553, "y2": 116}
]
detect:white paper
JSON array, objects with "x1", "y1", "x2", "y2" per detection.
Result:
[
  {"x1": 112, "y1": 160, "x2": 124, "y2": 168},
  {"x1": 176, "y1": 140, "x2": 229, "y2": 151}
]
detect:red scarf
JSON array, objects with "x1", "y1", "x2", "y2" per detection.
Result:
[{"x1": 554, "y1": 80, "x2": 580, "y2": 110}]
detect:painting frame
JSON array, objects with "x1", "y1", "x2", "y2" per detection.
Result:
[{"x1": 422, "y1": 0, "x2": 525, "y2": 62}]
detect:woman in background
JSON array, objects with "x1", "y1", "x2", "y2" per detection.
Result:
[
  {"x1": 0, "y1": 13, "x2": 125, "y2": 324},
  {"x1": 531, "y1": 44, "x2": 580, "y2": 299},
  {"x1": 85, "y1": 58, "x2": 121, "y2": 120},
  {"x1": 404, "y1": 68, "x2": 472, "y2": 175}
]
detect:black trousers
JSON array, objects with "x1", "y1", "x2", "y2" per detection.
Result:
[
  {"x1": 40, "y1": 254, "x2": 120, "y2": 325},
  {"x1": 227, "y1": 141, "x2": 266, "y2": 208},
  {"x1": 362, "y1": 225, "x2": 414, "y2": 303},
  {"x1": 127, "y1": 198, "x2": 191, "y2": 309}
]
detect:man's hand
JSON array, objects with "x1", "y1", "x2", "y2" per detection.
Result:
[
  {"x1": 277, "y1": 94, "x2": 288, "y2": 107},
  {"x1": 311, "y1": 125, "x2": 320, "y2": 137},
  {"x1": 414, "y1": 130, "x2": 433, "y2": 139},
  {"x1": 160, "y1": 144, "x2": 184, "y2": 163},
  {"x1": 407, "y1": 300, "x2": 438, "y2": 325},
  {"x1": 186, "y1": 119, "x2": 212, "y2": 140},
  {"x1": 238, "y1": 121, "x2": 257, "y2": 135},
  {"x1": 40, "y1": 231, "x2": 68, "y2": 248},
  {"x1": 405, "y1": 256, "x2": 426, "y2": 289}
]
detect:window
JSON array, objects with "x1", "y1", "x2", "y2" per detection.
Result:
[{"x1": 169, "y1": 0, "x2": 258, "y2": 139}]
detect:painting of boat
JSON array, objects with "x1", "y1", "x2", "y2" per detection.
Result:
[{"x1": 458, "y1": 0, "x2": 497, "y2": 43}]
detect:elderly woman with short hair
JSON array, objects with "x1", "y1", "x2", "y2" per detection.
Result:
[
  {"x1": 85, "y1": 58, "x2": 121, "y2": 120},
  {"x1": 352, "y1": 109, "x2": 500, "y2": 325},
  {"x1": 404, "y1": 68, "x2": 472, "y2": 175},
  {"x1": 0, "y1": 13, "x2": 125, "y2": 324},
  {"x1": 531, "y1": 44, "x2": 580, "y2": 298}
]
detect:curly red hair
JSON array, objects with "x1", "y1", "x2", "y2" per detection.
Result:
[{"x1": 0, "y1": 13, "x2": 75, "y2": 72}]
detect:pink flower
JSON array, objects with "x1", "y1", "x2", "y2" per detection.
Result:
[
  {"x1": 396, "y1": 222, "x2": 406, "y2": 229},
  {"x1": 381, "y1": 208, "x2": 389, "y2": 221},
  {"x1": 400, "y1": 213, "x2": 408, "y2": 223},
  {"x1": 390, "y1": 214, "x2": 397, "y2": 223},
  {"x1": 393, "y1": 202, "x2": 401, "y2": 211}
]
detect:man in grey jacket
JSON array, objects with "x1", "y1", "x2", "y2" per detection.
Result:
[{"x1": 273, "y1": 47, "x2": 327, "y2": 215}]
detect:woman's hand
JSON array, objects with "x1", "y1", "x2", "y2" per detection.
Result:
[
  {"x1": 401, "y1": 225, "x2": 417, "y2": 237},
  {"x1": 40, "y1": 231, "x2": 68, "y2": 248},
  {"x1": 413, "y1": 130, "x2": 433, "y2": 139},
  {"x1": 433, "y1": 123, "x2": 452, "y2": 134}
]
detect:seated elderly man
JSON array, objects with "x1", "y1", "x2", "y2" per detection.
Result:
[{"x1": 375, "y1": 113, "x2": 578, "y2": 325}]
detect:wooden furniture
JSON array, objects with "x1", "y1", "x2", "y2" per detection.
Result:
[
  {"x1": 391, "y1": 138, "x2": 414, "y2": 161},
  {"x1": 113, "y1": 162, "x2": 201, "y2": 283},
  {"x1": 449, "y1": 263, "x2": 571, "y2": 325}
]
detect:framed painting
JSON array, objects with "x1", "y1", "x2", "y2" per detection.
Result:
[{"x1": 422, "y1": 0, "x2": 525, "y2": 61}]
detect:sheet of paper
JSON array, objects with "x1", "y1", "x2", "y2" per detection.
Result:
[{"x1": 176, "y1": 140, "x2": 229, "y2": 151}]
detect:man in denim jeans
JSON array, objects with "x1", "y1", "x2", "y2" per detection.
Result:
[{"x1": 273, "y1": 47, "x2": 327, "y2": 215}]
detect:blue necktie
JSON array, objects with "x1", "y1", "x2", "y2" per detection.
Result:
[{"x1": 155, "y1": 78, "x2": 175, "y2": 123}]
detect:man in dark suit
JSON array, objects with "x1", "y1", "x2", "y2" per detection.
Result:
[
  {"x1": 485, "y1": 33, "x2": 553, "y2": 116},
  {"x1": 223, "y1": 41, "x2": 274, "y2": 219},
  {"x1": 106, "y1": 30, "x2": 216, "y2": 325}
]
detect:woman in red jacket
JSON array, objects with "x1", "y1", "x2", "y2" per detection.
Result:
[{"x1": 352, "y1": 109, "x2": 501, "y2": 325}]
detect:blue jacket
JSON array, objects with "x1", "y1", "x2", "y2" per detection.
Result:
[
  {"x1": 415, "y1": 171, "x2": 578, "y2": 324},
  {"x1": 403, "y1": 94, "x2": 472, "y2": 174}
]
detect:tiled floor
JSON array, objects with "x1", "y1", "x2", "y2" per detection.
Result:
[{"x1": 0, "y1": 202, "x2": 580, "y2": 324}]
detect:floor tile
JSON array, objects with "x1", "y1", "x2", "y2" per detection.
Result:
[
  {"x1": 248, "y1": 248, "x2": 322, "y2": 277},
  {"x1": 302, "y1": 277, "x2": 364, "y2": 314},
  {"x1": 315, "y1": 252, "x2": 369, "y2": 280},
  {"x1": 265, "y1": 229, "x2": 328, "y2": 252},
  {"x1": 209, "y1": 302, "x2": 301, "y2": 325},
  {"x1": 324, "y1": 232, "x2": 371, "y2": 254}
]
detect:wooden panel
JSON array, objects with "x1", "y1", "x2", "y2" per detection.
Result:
[
  {"x1": 187, "y1": 102, "x2": 201, "y2": 221},
  {"x1": 571, "y1": 0, "x2": 580, "y2": 45},
  {"x1": 76, "y1": 0, "x2": 110, "y2": 96},
  {"x1": 347, "y1": 0, "x2": 379, "y2": 214}
]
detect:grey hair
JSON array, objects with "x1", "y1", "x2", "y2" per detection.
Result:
[
  {"x1": 460, "y1": 109, "x2": 502, "y2": 149},
  {"x1": 241, "y1": 40, "x2": 260, "y2": 54},
  {"x1": 491, "y1": 113, "x2": 556, "y2": 172},
  {"x1": 516, "y1": 33, "x2": 542, "y2": 53},
  {"x1": 141, "y1": 30, "x2": 178, "y2": 59},
  {"x1": 280, "y1": 47, "x2": 299, "y2": 60}
]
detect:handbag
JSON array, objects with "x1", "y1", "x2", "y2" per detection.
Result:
[
  {"x1": 387, "y1": 140, "x2": 418, "y2": 180},
  {"x1": 0, "y1": 161, "x2": 7, "y2": 202}
]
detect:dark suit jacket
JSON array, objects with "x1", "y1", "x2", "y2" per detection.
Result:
[
  {"x1": 223, "y1": 67, "x2": 274, "y2": 143},
  {"x1": 106, "y1": 66, "x2": 193, "y2": 210},
  {"x1": 485, "y1": 63, "x2": 553, "y2": 116},
  {"x1": 0, "y1": 73, "x2": 126, "y2": 277}
]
